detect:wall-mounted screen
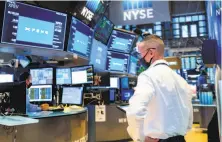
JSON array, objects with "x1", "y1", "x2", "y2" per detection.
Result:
[
  {"x1": 128, "y1": 56, "x2": 138, "y2": 75},
  {"x1": 30, "y1": 68, "x2": 53, "y2": 85},
  {"x1": 1, "y1": 1, "x2": 67, "y2": 50},
  {"x1": 71, "y1": 65, "x2": 93, "y2": 85},
  {"x1": 89, "y1": 39, "x2": 108, "y2": 70},
  {"x1": 67, "y1": 17, "x2": 93, "y2": 59},
  {"x1": 107, "y1": 30, "x2": 136, "y2": 53},
  {"x1": 29, "y1": 85, "x2": 52, "y2": 102},
  {"x1": 56, "y1": 68, "x2": 71, "y2": 85},
  {"x1": 94, "y1": 16, "x2": 114, "y2": 45},
  {"x1": 106, "y1": 51, "x2": 129, "y2": 73}
]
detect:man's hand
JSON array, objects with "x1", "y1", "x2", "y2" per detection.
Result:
[{"x1": 145, "y1": 136, "x2": 159, "y2": 142}]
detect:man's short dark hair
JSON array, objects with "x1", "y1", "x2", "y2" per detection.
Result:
[{"x1": 19, "y1": 72, "x2": 31, "y2": 82}]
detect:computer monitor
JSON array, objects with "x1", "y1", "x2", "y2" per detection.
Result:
[
  {"x1": 30, "y1": 68, "x2": 53, "y2": 85},
  {"x1": 62, "y1": 87, "x2": 83, "y2": 105},
  {"x1": 94, "y1": 72, "x2": 110, "y2": 86},
  {"x1": 128, "y1": 56, "x2": 138, "y2": 75},
  {"x1": 89, "y1": 39, "x2": 108, "y2": 70},
  {"x1": 121, "y1": 89, "x2": 134, "y2": 101},
  {"x1": 56, "y1": 68, "x2": 72, "y2": 85},
  {"x1": 107, "y1": 30, "x2": 136, "y2": 53},
  {"x1": 0, "y1": 74, "x2": 13, "y2": 83},
  {"x1": 17, "y1": 55, "x2": 31, "y2": 68},
  {"x1": 106, "y1": 51, "x2": 129, "y2": 73},
  {"x1": 110, "y1": 89, "x2": 115, "y2": 102},
  {"x1": 94, "y1": 16, "x2": 114, "y2": 45},
  {"x1": 120, "y1": 77, "x2": 129, "y2": 89},
  {"x1": 28, "y1": 85, "x2": 52, "y2": 102},
  {"x1": 67, "y1": 16, "x2": 93, "y2": 59},
  {"x1": 71, "y1": 65, "x2": 93, "y2": 85},
  {"x1": 110, "y1": 77, "x2": 120, "y2": 88}
]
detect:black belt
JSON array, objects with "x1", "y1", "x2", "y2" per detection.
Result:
[{"x1": 159, "y1": 136, "x2": 185, "y2": 142}]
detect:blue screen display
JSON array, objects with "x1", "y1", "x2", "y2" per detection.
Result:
[
  {"x1": 106, "y1": 51, "x2": 129, "y2": 73},
  {"x1": 206, "y1": 1, "x2": 221, "y2": 65},
  {"x1": 121, "y1": 77, "x2": 129, "y2": 89},
  {"x1": 1, "y1": 1, "x2": 67, "y2": 50},
  {"x1": 110, "y1": 89, "x2": 115, "y2": 101},
  {"x1": 107, "y1": 30, "x2": 136, "y2": 53},
  {"x1": 121, "y1": 89, "x2": 134, "y2": 101},
  {"x1": 56, "y1": 68, "x2": 72, "y2": 85},
  {"x1": 67, "y1": 17, "x2": 93, "y2": 59},
  {"x1": 90, "y1": 39, "x2": 108, "y2": 70},
  {"x1": 94, "y1": 16, "x2": 114, "y2": 45},
  {"x1": 30, "y1": 68, "x2": 53, "y2": 85},
  {"x1": 86, "y1": 0, "x2": 100, "y2": 13},
  {"x1": 128, "y1": 56, "x2": 138, "y2": 75}
]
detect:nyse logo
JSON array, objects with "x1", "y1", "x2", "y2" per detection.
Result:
[
  {"x1": 123, "y1": 1, "x2": 154, "y2": 21},
  {"x1": 81, "y1": 7, "x2": 94, "y2": 21}
]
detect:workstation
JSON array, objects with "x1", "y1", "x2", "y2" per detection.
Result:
[{"x1": 0, "y1": 1, "x2": 221, "y2": 142}]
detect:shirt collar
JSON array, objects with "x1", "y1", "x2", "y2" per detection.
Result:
[{"x1": 149, "y1": 59, "x2": 169, "y2": 69}]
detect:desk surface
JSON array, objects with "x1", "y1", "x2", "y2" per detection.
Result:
[
  {"x1": 0, "y1": 116, "x2": 39, "y2": 126},
  {"x1": 27, "y1": 108, "x2": 87, "y2": 119}
]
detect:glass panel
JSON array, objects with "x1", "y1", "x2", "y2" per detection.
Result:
[
  {"x1": 192, "y1": 15, "x2": 199, "y2": 21},
  {"x1": 148, "y1": 28, "x2": 153, "y2": 34},
  {"x1": 186, "y1": 16, "x2": 192, "y2": 22},
  {"x1": 156, "y1": 31, "x2": 162, "y2": 36},
  {"x1": 173, "y1": 24, "x2": 179, "y2": 29},
  {"x1": 199, "y1": 27, "x2": 207, "y2": 33},
  {"x1": 182, "y1": 25, "x2": 188, "y2": 37},
  {"x1": 190, "y1": 24, "x2": 197, "y2": 37},
  {"x1": 154, "y1": 25, "x2": 161, "y2": 31},
  {"x1": 173, "y1": 17, "x2": 179, "y2": 23},
  {"x1": 179, "y1": 17, "x2": 185, "y2": 22},
  {"x1": 199, "y1": 21, "x2": 206, "y2": 27},
  {"x1": 199, "y1": 15, "x2": 206, "y2": 20},
  {"x1": 173, "y1": 30, "x2": 180, "y2": 35}
]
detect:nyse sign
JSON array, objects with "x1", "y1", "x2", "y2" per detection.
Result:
[
  {"x1": 81, "y1": 7, "x2": 94, "y2": 21},
  {"x1": 123, "y1": 8, "x2": 154, "y2": 21},
  {"x1": 109, "y1": 1, "x2": 170, "y2": 25}
]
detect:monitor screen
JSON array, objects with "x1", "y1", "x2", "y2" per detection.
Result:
[
  {"x1": 0, "y1": 74, "x2": 13, "y2": 83},
  {"x1": 110, "y1": 77, "x2": 119, "y2": 88},
  {"x1": 89, "y1": 39, "x2": 108, "y2": 70},
  {"x1": 121, "y1": 89, "x2": 134, "y2": 101},
  {"x1": 56, "y1": 68, "x2": 71, "y2": 85},
  {"x1": 94, "y1": 16, "x2": 114, "y2": 45},
  {"x1": 30, "y1": 68, "x2": 53, "y2": 85},
  {"x1": 67, "y1": 17, "x2": 93, "y2": 59},
  {"x1": 62, "y1": 87, "x2": 83, "y2": 105},
  {"x1": 121, "y1": 77, "x2": 129, "y2": 89},
  {"x1": 29, "y1": 85, "x2": 52, "y2": 102},
  {"x1": 71, "y1": 65, "x2": 93, "y2": 85},
  {"x1": 106, "y1": 51, "x2": 129, "y2": 73},
  {"x1": 128, "y1": 56, "x2": 138, "y2": 75},
  {"x1": 1, "y1": 1, "x2": 67, "y2": 50},
  {"x1": 107, "y1": 30, "x2": 136, "y2": 53},
  {"x1": 110, "y1": 89, "x2": 115, "y2": 101}
]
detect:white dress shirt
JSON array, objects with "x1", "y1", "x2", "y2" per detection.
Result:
[{"x1": 126, "y1": 60, "x2": 193, "y2": 142}]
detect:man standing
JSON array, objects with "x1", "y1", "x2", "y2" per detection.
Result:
[{"x1": 126, "y1": 35, "x2": 193, "y2": 142}]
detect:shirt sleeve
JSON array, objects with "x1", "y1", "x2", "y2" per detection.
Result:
[
  {"x1": 187, "y1": 84, "x2": 194, "y2": 131},
  {"x1": 126, "y1": 73, "x2": 155, "y2": 141}
]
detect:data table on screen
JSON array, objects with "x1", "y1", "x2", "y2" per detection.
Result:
[{"x1": 106, "y1": 51, "x2": 129, "y2": 73}]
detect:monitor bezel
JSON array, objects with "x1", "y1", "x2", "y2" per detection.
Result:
[
  {"x1": 61, "y1": 86, "x2": 84, "y2": 105},
  {"x1": 70, "y1": 65, "x2": 94, "y2": 85}
]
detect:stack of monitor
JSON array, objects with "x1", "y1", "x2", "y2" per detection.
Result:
[{"x1": 29, "y1": 68, "x2": 53, "y2": 102}]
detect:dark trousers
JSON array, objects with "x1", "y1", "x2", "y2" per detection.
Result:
[{"x1": 159, "y1": 136, "x2": 185, "y2": 142}]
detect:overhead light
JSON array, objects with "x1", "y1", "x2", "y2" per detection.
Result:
[{"x1": 64, "y1": 57, "x2": 69, "y2": 60}]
